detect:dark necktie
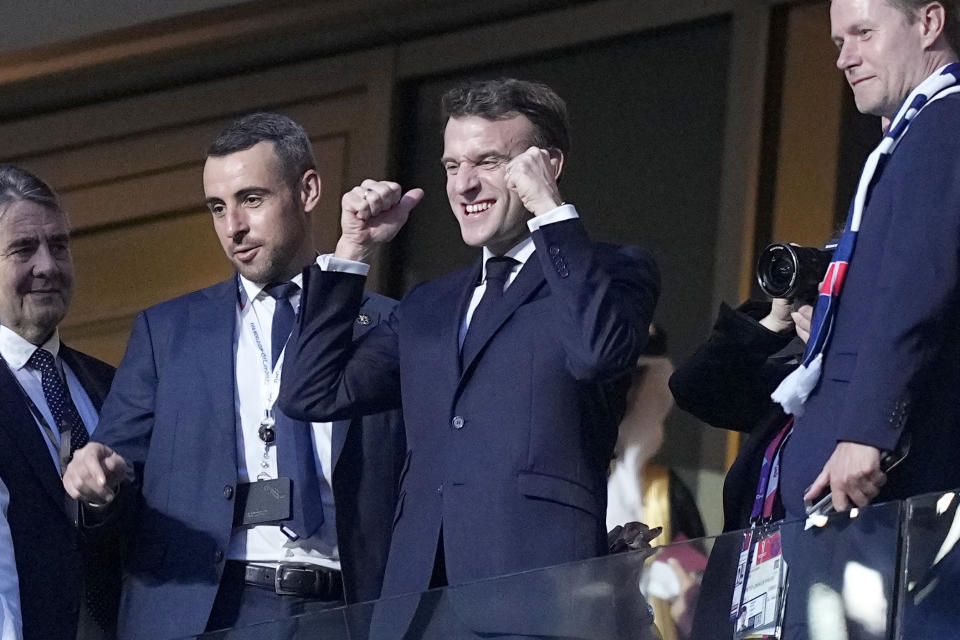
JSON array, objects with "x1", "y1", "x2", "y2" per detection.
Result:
[
  {"x1": 461, "y1": 256, "x2": 518, "y2": 367},
  {"x1": 265, "y1": 282, "x2": 325, "y2": 539},
  {"x1": 27, "y1": 348, "x2": 88, "y2": 456},
  {"x1": 267, "y1": 282, "x2": 299, "y2": 368}
]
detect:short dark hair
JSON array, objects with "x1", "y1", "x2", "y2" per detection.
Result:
[
  {"x1": 207, "y1": 113, "x2": 316, "y2": 186},
  {"x1": 0, "y1": 165, "x2": 62, "y2": 220},
  {"x1": 441, "y1": 78, "x2": 570, "y2": 155},
  {"x1": 886, "y1": 0, "x2": 960, "y2": 55}
]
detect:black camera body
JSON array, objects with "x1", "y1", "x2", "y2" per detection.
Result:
[{"x1": 756, "y1": 243, "x2": 834, "y2": 304}]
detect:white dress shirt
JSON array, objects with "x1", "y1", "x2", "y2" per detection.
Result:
[
  {"x1": 0, "y1": 325, "x2": 99, "y2": 475},
  {"x1": 0, "y1": 478, "x2": 22, "y2": 640},
  {"x1": 228, "y1": 257, "x2": 363, "y2": 570},
  {"x1": 462, "y1": 203, "x2": 579, "y2": 335}
]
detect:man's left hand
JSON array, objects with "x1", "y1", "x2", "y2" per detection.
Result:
[
  {"x1": 804, "y1": 441, "x2": 886, "y2": 512},
  {"x1": 504, "y1": 146, "x2": 563, "y2": 215}
]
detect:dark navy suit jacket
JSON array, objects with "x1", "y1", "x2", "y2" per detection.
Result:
[
  {"x1": 780, "y1": 92, "x2": 960, "y2": 517},
  {"x1": 0, "y1": 345, "x2": 120, "y2": 640},
  {"x1": 91, "y1": 278, "x2": 405, "y2": 639},
  {"x1": 280, "y1": 218, "x2": 659, "y2": 600}
]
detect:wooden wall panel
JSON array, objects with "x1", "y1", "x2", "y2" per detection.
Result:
[
  {"x1": 65, "y1": 212, "x2": 228, "y2": 363},
  {"x1": 0, "y1": 49, "x2": 389, "y2": 160},
  {"x1": 771, "y1": 2, "x2": 844, "y2": 247},
  {"x1": 309, "y1": 134, "x2": 348, "y2": 255}
]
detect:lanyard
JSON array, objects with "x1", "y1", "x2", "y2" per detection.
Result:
[
  {"x1": 749, "y1": 418, "x2": 793, "y2": 524},
  {"x1": 239, "y1": 281, "x2": 299, "y2": 480},
  {"x1": 730, "y1": 419, "x2": 793, "y2": 625},
  {"x1": 247, "y1": 318, "x2": 284, "y2": 414},
  {"x1": 238, "y1": 277, "x2": 297, "y2": 415},
  {"x1": 1, "y1": 356, "x2": 72, "y2": 475}
]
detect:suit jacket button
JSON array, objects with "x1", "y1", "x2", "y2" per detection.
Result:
[
  {"x1": 214, "y1": 550, "x2": 224, "y2": 563},
  {"x1": 223, "y1": 485, "x2": 234, "y2": 500},
  {"x1": 452, "y1": 416, "x2": 465, "y2": 430}
]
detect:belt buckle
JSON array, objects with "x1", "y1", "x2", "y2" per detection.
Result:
[{"x1": 274, "y1": 564, "x2": 311, "y2": 596}]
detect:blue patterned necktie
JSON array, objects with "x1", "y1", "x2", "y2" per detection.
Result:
[
  {"x1": 27, "y1": 348, "x2": 88, "y2": 456},
  {"x1": 264, "y1": 282, "x2": 324, "y2": 539},
  {"x1": 27, "y1": 348, "x2": 115, "y2": 630}
]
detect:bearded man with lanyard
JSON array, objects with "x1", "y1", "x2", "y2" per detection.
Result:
[{"x1": 64, "y1": 113, "x2": 407, "y2": 638}]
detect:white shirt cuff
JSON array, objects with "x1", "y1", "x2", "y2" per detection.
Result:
[
  {"x1": 526, "y1": 203, "x2": 579, "y2": 232},
  {"x1": 316, "y1": 253, "x2": 370, "y2": 277}
]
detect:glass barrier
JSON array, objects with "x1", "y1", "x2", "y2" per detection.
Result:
[
  {"x1": 896, "y1": 490, "x2": 960, "y2": 639},
  {"x1": 657, "y1": 500, "x2": 902, "y2": 640},
  {"x1": 184, "y1": 496, "x2": 945, "y2": 640},
  {"x1": 189, "y1": 546, "x2": 658, "y2": 639}
]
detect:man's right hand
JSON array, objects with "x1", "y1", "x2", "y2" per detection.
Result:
[
  {"x1": 335, "y1": 179, "x2": 423, "y2": 263},
  {"x1": 760, "y1": 299, "x2": 815, "y2": 344},
  {"x1": 63, "y1": 442, "x2": 132, "y2": 507},
  {"x1": 792, "y1": 304, "x2": 814, "y2": 343}
]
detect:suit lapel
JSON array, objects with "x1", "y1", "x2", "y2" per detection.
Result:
[
  {"x1": 60, "y1": 346, "x2": 110, "y2": 411},
  {"x1": 0, "y1": 362, "x2": 66, "y2": 508},
  {"x1": 450, "y1": 260, "x2": 483, "y2": 373},
  {"x1": 458, "y1": 254, "x2": 546, "y2": 377},
  {"x1": 190, "y1": 279, "x2": 239, "y2": 449}
]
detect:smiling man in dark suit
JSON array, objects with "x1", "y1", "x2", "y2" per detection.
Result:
[
  {"x1": 774, "y1": 0, "x2": 960, "y2": 518},
  {"x1": 0, "y1": 166, "x2": 120, "y2": 640},
  {"x1": 280, "y1": 78, "x2": 660, "y2": 609}
]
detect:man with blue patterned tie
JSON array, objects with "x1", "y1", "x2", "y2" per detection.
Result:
[
  {"x1": 64, "y1": 113, "x2": 406, "y2": 638},
  {"x1": 0, "y1": 165, "x2": 121, "y2": 640}
]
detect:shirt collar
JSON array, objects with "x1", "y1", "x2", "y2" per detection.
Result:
[
  {"x1": 237, "y1": 272, "x2": 305, "y2": 310},
  {"x1": 0, "y1": 324, "x2": 61, "y2": 370},
  {"x1": 481, "y1": 235, "x2": 535, "y2": 281}
]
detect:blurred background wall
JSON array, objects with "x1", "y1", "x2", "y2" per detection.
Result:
[{"x1": 0, "y1": 0, "x2": 877, "y2": 533}]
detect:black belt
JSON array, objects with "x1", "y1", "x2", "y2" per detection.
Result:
[{"x1": 232, "y1": 562, "x2": 344, "y2": 600}]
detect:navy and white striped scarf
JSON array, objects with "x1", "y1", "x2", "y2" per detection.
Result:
[{"x1": 773, "y1": 62, "x2": 960, "y2": 415}]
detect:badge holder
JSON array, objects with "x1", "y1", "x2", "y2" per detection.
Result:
[
  {"x1": 232, "y1": 411, "x2": 294, "y2": 527},
  {"x1": 732, "y1": 524, "x2": 788, "y2": 639},
  {"x1": 730, "y1": 422, "x2": 792, "y2": 640}
]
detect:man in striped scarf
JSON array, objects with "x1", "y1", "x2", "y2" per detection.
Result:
[{"x1": 776, "y1": 0, "x2": 960, "y2": 519}]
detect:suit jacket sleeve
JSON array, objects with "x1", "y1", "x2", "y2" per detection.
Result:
[
  {"x1": 92, "y1": 311, "x2": 161, "y2": 481},
  {"x1": 530, "y1": 218, "x2": 660, "y2": 380},
  {"x1": 669, "y1": 301, "x2": 797, "y2": 433},
  {"x1": 279, "y1": 267, "x2": 402, "y2": 422},
  {"x1": 835, "y1": 97, "x2": 960, "y2": 451}
]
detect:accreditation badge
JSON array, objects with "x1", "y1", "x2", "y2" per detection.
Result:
[{"x1": 732, "y1": 524, "x2": 788, "y2": 639}]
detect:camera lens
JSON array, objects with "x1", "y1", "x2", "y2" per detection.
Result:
[
  {"x1": 757, "y1": 244, "x2": 798, "y2": 298},
  {"x1": 768, "y1": 255, "x2": 794, "y2": 289}
]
